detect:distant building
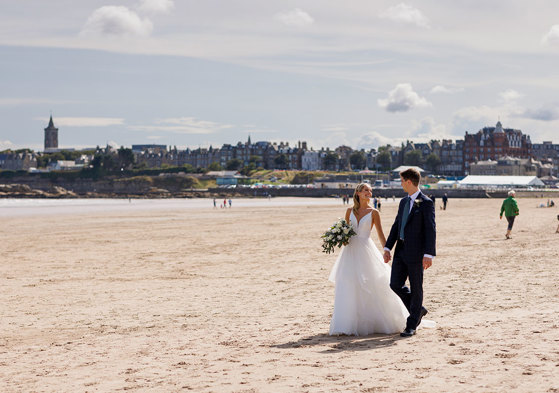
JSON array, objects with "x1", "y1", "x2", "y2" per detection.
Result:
[
  {"x1": 302, "y1": 150, "x2": 320, "y2": 171},
  {"x1": 0, "y1": 151, "x2": 38, "y2": 171},
  {"x1": 207, "y1": 171, "x2": 244, "y2": 185},
  {"x1": 402, "y1": 141, "x2": 438, "y2": 160},
  {"x1": 468, "y1": 159, "x2": 498, "y2": 176},
  {"x1": 469, "y1": 156, "x2": 547, "y2": 177},
  {"x1": 44, "y1": 115, "x2": 59, "y2": 152},
  {"x1": 532, "y1": 141, "x2": 559, "y2": 176},
  {"x1": 335, "y1": 145, "x2": 353, "y2": 171},
  {"x1": 388, "y1": 145, "x2": 403, "y2": 168},
  {"x1": 47, "y1": 160, "x2": 84, "y2": 171},
  {"x1": 464, "y1": 121, "x2": 531, "y2": 171},
  {"x1": 532, "y1": 141, "x2": 559, "y2": 160},
  {"x1": 438, "y1": 139, "x2": 464, "y2": 176},
  {"x1": 131, "y1": 144, "x2": 167, "y2": 153},
  {"x1": 365, "y1": 149, "x2": 378, "y2": 170}
]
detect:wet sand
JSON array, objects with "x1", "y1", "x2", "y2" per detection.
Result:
[{"x1": 1, "y1": 197, "x2": 558, "y2": 392}]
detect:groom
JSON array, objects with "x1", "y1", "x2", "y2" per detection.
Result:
[{"x1": 383, "y1": 168, "x2": 436, "y2": 337}]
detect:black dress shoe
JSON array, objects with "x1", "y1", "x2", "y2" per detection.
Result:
[
  {"x1": 417, "y1": 307, "x2": 428, "y2": 327},
  {"x1": 400, "y1": 328, "x2": 416, "y2": 337}
]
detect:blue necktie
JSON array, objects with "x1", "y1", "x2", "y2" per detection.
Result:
[{"x1": 399, "y1": 197, "x2": 410, "y2": 240}]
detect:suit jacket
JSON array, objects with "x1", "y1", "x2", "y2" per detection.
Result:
[{"x1": 385, "y1": 192, "x2": 436, "y2": 264}]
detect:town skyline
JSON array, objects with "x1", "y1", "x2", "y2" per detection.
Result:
[
  {"x1": 3, "y1": 114, "x2": 558, "y2": 154},
  {"x1": 3, "y1": 115, "x2": 558, "y2": 179},
  {"x1": 2, "y1": 1, "x2": 559, "y2": 151}
]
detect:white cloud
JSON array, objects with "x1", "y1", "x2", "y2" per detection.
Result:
[
  {"x1": 378, "y1": 83, "x2": 432, "y2": 112},
  {"x1": 499, "y1": 89, "x2": 523, "y2": 102},
  {"x1": 410, "y1": 117, "x2": 449, "y2": 140},
  {"x1": 130, "y1": 117, "x2": 233, "y2": 134},
  {"x1": 81, "y1": 6, "x2": 153, "y2": 37},
  {"x1": 0, "y1": 140, "x2": 14, "y2": 150},
  {"x1": 379, "y1": 3, "x2": 430, "y2": 28},
  {"x1": 357, "y1": 131, "x2": 400, "y2": 149},
  {"x1": 430, "y1": 85, "x2": 464, "y2": 94},
  {"x1": 542, "y1": 25, "x2": 559, "y2": 46},
  {"x1": 309, "y1": 131, "x2": 350, "y2": 150},
  {"x1": 275, "y1": 8, "x2": 314, "y2": 27},
  {"x1": 147, "y1": 135, "x2": 163, "y2": 140},
  {"x1": 451, "y1": 105, "x2": 499, "y2": 134},
  {"x1": 138, "y1": 0, "x2": 174, "y2": 14},
  {"x1": 37, "y1": 117, "x2": 125, "y2": 127}
]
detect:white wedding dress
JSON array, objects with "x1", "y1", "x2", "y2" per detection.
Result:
[{"x1": 328, "y1": 210, "x2": 409, "y2": 336}]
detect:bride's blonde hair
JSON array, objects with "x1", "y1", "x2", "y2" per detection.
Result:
[{"x1": 352, "y1": 183, "x2": 370, "y2": 214}]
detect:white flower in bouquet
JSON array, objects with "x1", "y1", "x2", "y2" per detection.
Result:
[{"x1": 321, "y1": 218, "x2": 357, "y2": 254}]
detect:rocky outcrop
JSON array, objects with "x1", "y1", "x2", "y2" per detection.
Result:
[
  {"x1": 0, "y1": 184, "x2": 77, "y2": 198},
  {"x1": 0, "y1": 172, "x2": 205, "y2": 198}
]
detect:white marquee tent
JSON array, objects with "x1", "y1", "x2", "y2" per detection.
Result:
[{"x1": 459, "y1": 175, "x2": 544, "y2": 188}]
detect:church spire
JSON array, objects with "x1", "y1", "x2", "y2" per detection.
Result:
[
  {"x1": 44, "y1": 113, "x2": 59, "y2": 151},
  {"x1": 247, "y1": 134, "x2": 252, "y2": 145}
]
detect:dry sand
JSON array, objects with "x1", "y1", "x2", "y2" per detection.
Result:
[{"x1": 1, "y1": 197, "x2": 558, "y2": 392}]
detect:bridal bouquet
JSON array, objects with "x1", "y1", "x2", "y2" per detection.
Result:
[{"x1": 321, "y1": 218, "x2": 356, "y2": 254}]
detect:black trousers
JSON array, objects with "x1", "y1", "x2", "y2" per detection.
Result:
[
  {"x1": 506, "y1": 216, "x2": 515, "y2": 230},
  {"x1": 390, "y1": 241, "x2": 424, "y2": 330}
]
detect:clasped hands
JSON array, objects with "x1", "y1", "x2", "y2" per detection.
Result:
[{"x1": 383, "y1": 250, "x2": 432, "y2": 270}]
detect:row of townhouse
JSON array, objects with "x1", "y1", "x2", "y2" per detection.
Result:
[
  {"x1": 372, "y1": 139, "x2": 465, "y2": 176},
  {"x1": 469, "y1": 156, "x2": 553, "y2": 177},
  {"x1": 133, "y1": 140, "x2": 313, "y2": 170},
  {"x1": 0, "y1": 151, "x2": 38, "y2": 170}
]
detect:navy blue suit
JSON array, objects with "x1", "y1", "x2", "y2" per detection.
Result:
[{"x1": 385, "y1": 192, "x2": 436, "y2": 330}]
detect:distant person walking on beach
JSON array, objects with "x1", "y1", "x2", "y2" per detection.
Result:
[
  {"x1": 213, "y1": 198, "x2": 217, "y2": 209},
  {"x1": 228, "y1": 199, "x2": 232, "y2": 208},
  {"x1": 500, "y1": 190, "x2": 519, "y2": 239},
  {"x1": 442, "y1": 193, "x2": 448, "y2": 210}
]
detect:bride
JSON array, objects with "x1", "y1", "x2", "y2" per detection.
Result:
[{"x1": 329, "y1": 183, "x2": 416, "y2": 335}]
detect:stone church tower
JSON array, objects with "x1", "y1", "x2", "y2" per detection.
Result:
[{"x1": 44, "y1": 115, "x2": 58, "y2": 151}]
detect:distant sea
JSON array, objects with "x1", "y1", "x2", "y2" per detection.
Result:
[{"x1": 0, "y1": 197, "x2": 360, "y2": 218}]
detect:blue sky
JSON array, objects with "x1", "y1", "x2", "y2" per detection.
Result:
[{"x1": 1, "y1": 0, "x2": 559, "y2": 151}]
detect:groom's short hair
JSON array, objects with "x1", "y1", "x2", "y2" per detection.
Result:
[{"x1": 400, "y1": 168, "x2": 421, "y2": 186}]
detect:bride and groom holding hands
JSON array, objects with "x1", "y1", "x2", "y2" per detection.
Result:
[{"x1": 329, "y1": 168, "x2": 436, "y2": 338}]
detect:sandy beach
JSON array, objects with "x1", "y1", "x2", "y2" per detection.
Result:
[{"x1": 1, "y1": 197, "x2": 558, "y2": 392}]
